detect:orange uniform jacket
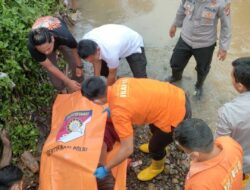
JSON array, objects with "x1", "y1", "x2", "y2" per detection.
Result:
[
  {"x1": 108, "y1": 78, "x2": 186, "y2": 139},
  {"x1": 185, "y1": 136, "x2": 243, "y2": 190}
]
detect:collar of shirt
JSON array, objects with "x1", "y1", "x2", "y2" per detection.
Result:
[
  {"x1": 232, "y1": 91, "x2": 250, "y2": 103},
  {"x1": 238, "y1": 91, "x2": 250, "y2": 97},
  {"x1": 186, "y1": 141, "x2": 225, "y2": 179}
]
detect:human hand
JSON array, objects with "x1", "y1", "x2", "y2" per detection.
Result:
[
  {"x1": 75, "y1": 67, "x2": 84, "y2": 83},
  {"x1": 76, "y1": 67, "x2": 83, "y2": 78},
  {"x1": 169, "y1": 25, "x2": 177, "y2": 38},
  {"x1": 217, "y1": 49, "x2": 227, "y2": 61},
  {"x1": 66, "y1": 79, "x2": 81, "y2": 93},
  {"x1": 0, "y1": 129, "x2": 12, "y2": 167},
  {"x1": 94, "y1": 166, "x2": 108, "y2": 179},
  {"x1": 0, "y1": 129, "x2": 11, "y2": 147}
]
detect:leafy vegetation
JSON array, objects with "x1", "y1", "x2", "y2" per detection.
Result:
[{"x1": 0, "y1": 0, "x2": 60, "y2": 155}]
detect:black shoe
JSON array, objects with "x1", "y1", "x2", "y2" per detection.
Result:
[
  {"x1": 165, "y1": 70, "x2": 183, "y2": 83},
  {"x1": 193, "y1": 86, "x2": 203, "y2": 100},
  {"x1": 165, "y1": 76, "x2": 181, "y2": 83}
]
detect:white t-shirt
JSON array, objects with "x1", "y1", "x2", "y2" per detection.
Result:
[{"x1": 83, "y1": 24, "x2": 144, "y2": 68}]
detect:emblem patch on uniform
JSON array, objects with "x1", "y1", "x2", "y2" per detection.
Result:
[
  {"x1": 184, "y1": 1, "x2": 194, "y2": 16},
  {"x1": 202, "y1": 10, "x2": 214, "y2": 19},
  {"x1": 224, "y1": 3, "x2": 231, "y2": 16},
  {"x1": 56, "y1": 110, "x2": 92, "y2": 143},
  {"x1": 119, "y1": 79, "x2": 130, "y2": 98}
]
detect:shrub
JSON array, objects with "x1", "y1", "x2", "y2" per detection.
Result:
[{"x1": 0, "y1": 0, "x2": 60, "y2": 155}]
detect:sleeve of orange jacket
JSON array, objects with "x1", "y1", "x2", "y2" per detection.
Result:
[{"x1": 111, "y1": 109, "x2": 133, "y2": 139}]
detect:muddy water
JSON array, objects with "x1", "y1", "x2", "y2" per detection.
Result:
[{"x1": 73, "y1": 1, "x2": 250, "y2": 130}]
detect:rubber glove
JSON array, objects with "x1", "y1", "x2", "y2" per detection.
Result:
[{"x1": 94, "y1": 166, "x2": 108, "y2": 179}]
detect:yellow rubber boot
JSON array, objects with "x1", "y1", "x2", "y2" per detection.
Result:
[
  {"x1": 243, "y1": 174, "x2": 249, "y2": 189},
  {"x1": 137, "y1": 158, "x2": 165, "y2": 181},
  {"x1": 139, "y1": 143, "x2": 149, "y2": 153},
  {"x1": 139, "y1": 143, "x2": 169, "y2": 154}
]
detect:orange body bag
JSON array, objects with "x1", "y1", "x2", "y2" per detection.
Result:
[{"x1": 39, "y1": 91, "x2": 127, "y2": 190}]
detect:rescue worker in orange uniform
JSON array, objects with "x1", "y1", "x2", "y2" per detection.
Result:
[{"x1": 81, "y1": 77, "x2": 191, "y2": 181}]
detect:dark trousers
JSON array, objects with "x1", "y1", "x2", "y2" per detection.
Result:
[
  {"x1": 47, "y1": 46, "x2": 82, "y2": 91},
  {"x1": 149, "y1": 94, "x2": 192, "y2": 160},
  {"x1": 170, "y1": 37, "x2": 216, "y2": 80},
  {"x1": 100, "y1": 47, "x2": 147, "y2": 78},
  {"x1": 97, "y1": 164, "x2": 115, "y2": 190}
]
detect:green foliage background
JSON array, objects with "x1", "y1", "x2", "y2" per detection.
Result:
[{"x1": 0, "y1": 0, "x2": 60, "y2": 155}]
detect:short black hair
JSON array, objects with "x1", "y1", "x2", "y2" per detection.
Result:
[
  {"x1": 81, "y1": 76, "x2": 107, "y2": 100},
  {"x1": 174, "y1": 118, "x2": 214, "y2": 153},
  {"x1": 232, "y1": 57, "x2": 250, "y2": 91},
  {"x1": 29, "y1": 27, "x2": 52, "y2": 46},
  {"x1": 78, "y1": 39, "x2": 98, "y2": 59},
  {"x1": 0, "y1": 165, "x2": 23, "y2": 189}
]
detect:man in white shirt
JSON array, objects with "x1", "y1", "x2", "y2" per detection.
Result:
[{"x1": 78, "y1": 24, "x2": 147, "y2": 85}]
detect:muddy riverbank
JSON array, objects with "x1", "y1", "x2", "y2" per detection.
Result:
[{"x1": 71, "y1": 1, "x2": 250, "y2": 189}]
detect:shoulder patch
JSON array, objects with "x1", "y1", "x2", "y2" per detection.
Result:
[{"x1": 224, "y1": 3, "x2": 231, "y2": 16}]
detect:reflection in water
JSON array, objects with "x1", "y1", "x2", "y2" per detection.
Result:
[
  {"x1": 74, "y1": 0, "x2": 178, "y2": 47},
  {"x1": 77, "y1": 0, "x2": 126, "y2": 32},
  {"x1": 75, "y1": 0, "x2": 126, "y2": 41},
  {"x1": 77, "y1": 0, "x2": 154, "y2": 28},
  {"x1": 75, "y1": 0, "x2": 154, "y2": 40}
]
